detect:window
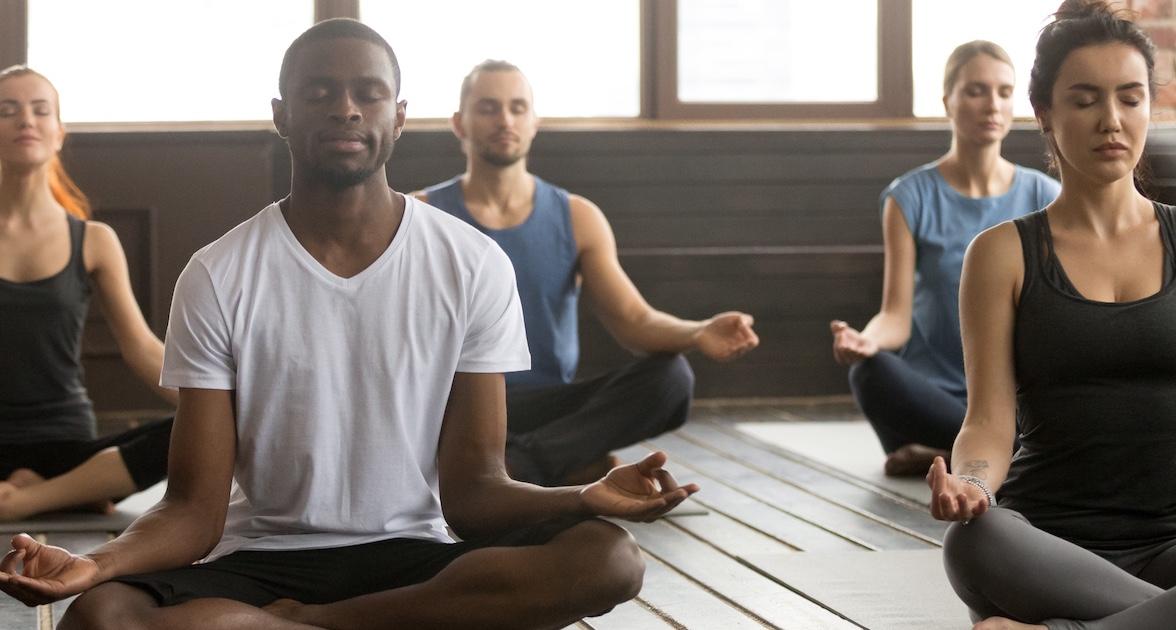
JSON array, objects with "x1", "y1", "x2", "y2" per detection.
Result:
[
  {"x1": 911, "y1": 0, "x2": 1060, "y2": 118},
  {"x1": 677, "y1": 0, "x2": 877, "y2": 104},
  {"x1": 360, "y1": 0, "x2": 641, "y2": 119},
  {"x1": 26, "y1": 0, "x2": 313, "y2": 123},
  {"x1": 657, "y1": 0, "x2": 910, "y2": 118}
]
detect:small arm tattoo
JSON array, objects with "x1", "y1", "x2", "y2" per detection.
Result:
[{"x1": 960, "y1": 460, "x2": 989, "y2": 480}]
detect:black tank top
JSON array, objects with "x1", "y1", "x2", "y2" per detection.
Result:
[
  {"x1": 1000, "y1": 204, "x2": 1176, "y2": 552},
  {"x1": 0, "y1": 215, "x2": 96, "y2": 442}
]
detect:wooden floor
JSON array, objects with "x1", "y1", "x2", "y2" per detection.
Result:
[{"x1": 2, "y1": 399, "x2": 953, "y2": 630}]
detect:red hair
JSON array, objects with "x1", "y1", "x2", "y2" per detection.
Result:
[{"x1": 0, "y1": 65, "x2": 91, "y2": 219}]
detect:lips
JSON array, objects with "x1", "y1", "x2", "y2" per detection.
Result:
[
  {"x1": 319, "y1": 131, "x2": 368, "y2": 153},
  {"x1": 1095, "y1": 141, "x2": 1128, "y2": 152}
]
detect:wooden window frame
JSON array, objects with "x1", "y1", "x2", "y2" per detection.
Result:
[
  {"x1": 649, "y1": 0, "x2": 913, "y2": 119},
  {"x1": 1, "y1": 0, "x2": 916, "y2": 122}
]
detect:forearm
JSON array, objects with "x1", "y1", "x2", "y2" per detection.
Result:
[
  {"x1": 86, "y1": 499, "x2": 222, "y2": 582},
  {"x1": 950, "y1": 420, "x2": 1014, "y2": 493},
  {"x1": 444, "y1": 473, "x2": 588, "y2": 538},
  {"x1": 859, "y1": 311, "x2": 911, "y2": 352},
  {"x1": 124, "y1": 339, "x2": 178, "y2": 406},
  {"x1": 609, "y1": 309, "x2": 703, "y2": 355}
]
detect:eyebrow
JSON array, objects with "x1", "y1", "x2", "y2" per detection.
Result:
[
  {"x1": 1067, "y1": 82, "x2": 1146, "y2": 92},
  {"x1": 0, "y1": 98, "x2": 50, "y2": 105}
]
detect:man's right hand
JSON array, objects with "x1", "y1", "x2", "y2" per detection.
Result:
[
  {"x1": 830, "y1": 320, "x2": 879, "y2": 365},
  {"x1": 0, "y1": 534, "x2": 100, "y2": 605},
  {"x1": 926, "y1": 457, "x2": 990, "y2": 522}
]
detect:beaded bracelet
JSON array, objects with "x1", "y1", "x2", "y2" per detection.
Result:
[{"x1": 957, "y1": 475, "x2": 995, "y2": 507}]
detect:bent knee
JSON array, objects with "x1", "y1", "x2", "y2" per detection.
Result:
[
  {"x1": 570, "y1": 521, "x2": 644, "y2": 606},
  {"x1": 647, "y1": 355, "x2": 694, "y2": 430},
  {"x1": 61, "y1": 583, "x2": 157, "y2": 630},
  {"x1": 942, "y1": 508, "x2": 1024, "y2": 588}
]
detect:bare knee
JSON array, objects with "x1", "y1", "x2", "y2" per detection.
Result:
[
  {"x1": 60, "y1": 582, "x2": 157, "y2": 630},
  {"x1": 565, "y1": 520, "x2": 644, "y2": 611}
]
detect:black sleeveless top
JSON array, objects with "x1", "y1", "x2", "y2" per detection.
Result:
[
  {"x1": 0, "y1": 215, "x2": 96, "y2": 443},
  {"x1": 1000, "y1": 204, "x2": 1176, "y2": 552}
]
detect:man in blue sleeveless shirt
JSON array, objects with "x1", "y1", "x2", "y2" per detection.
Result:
[{"x1": 417, "y1": 61, "x2": 759, "y2": 486}]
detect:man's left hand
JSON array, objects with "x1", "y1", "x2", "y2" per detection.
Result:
[
  {"x1": 697, "y1": 312, "x2": 759, "y2": 361},
  {"x1": 579, "y1": 451, "x2": 699, "y2": 522}
]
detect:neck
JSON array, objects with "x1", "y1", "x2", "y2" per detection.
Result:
[
  {"x1": 0, "y1": 163, "x2": 58, "y2": 223},
  {"x1": 463, "y1": 157, "x2": 533, "y2": 211},
  {"x1": 285, "y1": 170, "x2": 402, "y2": 245},
  {"x1": 942, "y1": 137, "x2": 1006, "y2": 194},
  {"x1": 1052, "y1": 168, "x2": 1149, "y2": 236}
]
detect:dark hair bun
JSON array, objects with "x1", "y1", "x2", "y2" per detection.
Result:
[{"x1": 1054, "y1": 0, "x2": 1129, "y2": 22}]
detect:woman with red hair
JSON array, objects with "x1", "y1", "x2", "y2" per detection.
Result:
[{"x1": 0, "y1": 66, "x2": 174, "y2": 521}]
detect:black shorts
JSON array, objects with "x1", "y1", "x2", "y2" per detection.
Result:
[{"x1": 113, "y1": 517, "x2": 582, "y2": 607}]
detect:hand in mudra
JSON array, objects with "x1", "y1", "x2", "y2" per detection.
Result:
[{"x1": 580, "y1": 451, "x2": 699, "y2": 522}]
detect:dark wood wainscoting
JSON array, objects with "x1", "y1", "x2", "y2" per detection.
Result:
[{"x1": 67, "y1": 125, "x2": 1176, "y2": 407}]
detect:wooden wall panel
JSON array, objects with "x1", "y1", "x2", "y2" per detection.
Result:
[{"x1": 69, "y1": 125, "x2": 1176, "y2": 407}]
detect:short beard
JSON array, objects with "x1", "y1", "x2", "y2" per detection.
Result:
[
  {"x1": 306, "y1": 139, "x2": 396, "y2": 190},
  {"x1": 313, "y1": 164, "x2": 380, "y2": 190},
  {"x1": 478, "y1": 147, "x2": 524, "y2": 168}
]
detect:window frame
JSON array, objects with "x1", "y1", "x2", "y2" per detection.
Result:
[
  {"x1": 651, "y1": 0, "x2": 912, "y2": 119},
  {"x1": 0, "y1": 0, "x2": 920, "y2": 125}
]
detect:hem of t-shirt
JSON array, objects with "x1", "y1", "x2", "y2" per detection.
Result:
[
  {"x1": 455, "y1": 359, "x2": 532, "y2": 373},
  {"x1": 160, "y1": 373, "x2": 235, "y2": 390},
  {"x1": 201, "y1": 530, "x2": 454, "y2": 562}
]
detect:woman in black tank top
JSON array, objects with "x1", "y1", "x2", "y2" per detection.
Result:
[
  {"x1": 0, "y1": 66, "x2": 175, "y2": 521},
  {"x1": 924, "y1": 3, "x2": 1176, "y2": 629}
]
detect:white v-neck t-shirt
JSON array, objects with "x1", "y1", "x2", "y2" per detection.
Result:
[{"x1": 161, "y1": 198, "x2": 530, "y2": 560}]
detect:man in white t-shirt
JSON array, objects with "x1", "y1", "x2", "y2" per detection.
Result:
[{"x1": 0, "y1": 19, "x2": 697, "y2": 630}]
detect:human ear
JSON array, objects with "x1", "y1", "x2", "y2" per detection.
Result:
[{"x1": 271, "y1": 98, "x2": 288, "y2": 138}]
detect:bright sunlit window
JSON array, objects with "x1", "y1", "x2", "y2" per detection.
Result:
[
  {"x1": 677, "y1": 0, "x2": 877, "y2": 103},
  {"x1": 361, "y1": 1, "x2": 641, "y2": 119},
  {"x1": 26, "y1": 0, "x2": 313, "y2": 123},
  {"x1": 912, "y1": 0, "x2": 1060, "y2": 118}
]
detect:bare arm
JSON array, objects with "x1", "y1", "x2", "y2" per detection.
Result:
[
  {"x1": 0, "y1": 387, "x2": 237, "y2": 602},
  {"x1": 831, "y1": 197, "x2": 916, "y2": 364},
  {"x1": 928, "y1": 222, "x2": 1022, "y2": 521},
  {"x1": 85, "y1": 222, "x2": 178, "y2": 406},
  {"x1": 437, "y1": 372, "x2": 696, "y2": 539},
  {"x1": 572, "y1": 195, "x2": 757, "y2": 361}
]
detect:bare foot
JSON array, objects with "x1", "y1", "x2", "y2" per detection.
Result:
[
  {"x1": 0, "y1": 482, "x2": 30, "y2": 521},
  {"x1": 6, "y1": 468, "x2": 44, "y2": 488},
  {"x1": 561, "y1": 454, "x2": 623, "y2": 486},
  {"x1": 973, "y1": 617, "x2": 1047, "y2": 630},
  {"x1": 0, "y1": 479, "x2": 114, "y2": 521},
  {"x1": 884, "y1": 443, "x2": 949, "y2": 477}
]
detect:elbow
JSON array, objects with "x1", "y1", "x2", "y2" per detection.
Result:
[{"x1": 441, "y1": 502, "x2": 487, "y2": 540}]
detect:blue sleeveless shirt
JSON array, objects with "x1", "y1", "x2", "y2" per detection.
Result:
[
  {"x1": 882, "y1": 163, "x2": 1060, "y2": 400},
  {"x1": 424, "y1": 175, "x2": 580, "y2": 388}
]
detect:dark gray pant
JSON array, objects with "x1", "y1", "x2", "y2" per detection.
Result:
[
  {"x1": 505, "y1": 354, "x2": 694, "y2": 486},
  {"x1": 944, "y1": 507, "x2": 1176, "y2": 629},
  {"x1": 848, "y1": 352, "x2": 966, "y2": 453}
]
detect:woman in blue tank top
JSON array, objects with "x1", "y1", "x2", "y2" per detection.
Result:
[
  {"x1": 830, "y1": 41, "x2": 1059, "y2": 476},
  {"x1": 929, "y1": 3, "x2": 1176, "y2": 627},
  {"x1": 0, "y1": 66, "x2": 175, "y2": 520}
]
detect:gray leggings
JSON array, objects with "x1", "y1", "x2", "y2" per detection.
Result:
[{"x1": 943, "y1": 508, "x2": 1176, "y2": 629}]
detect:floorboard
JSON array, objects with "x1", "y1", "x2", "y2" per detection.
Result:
[{"x1": 0, "y1": 399, "x2": 960, "y2": 629}]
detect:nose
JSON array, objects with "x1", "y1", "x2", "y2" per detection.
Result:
[
  {"x1": 496, "y1": 107, "x2": 514, "y2": 127},
  {"x1": 1099, "y1": 100, "x2": 1123, "y2": 134},
  {"x1": 328, "y1": 92, "x2": 362, "y2": 124},
  {"x1": 15, "y1": 106, "x2": 34, "y2": 128}
]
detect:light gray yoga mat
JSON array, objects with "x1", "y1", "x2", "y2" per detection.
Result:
[
  {"x1": 0, "y1": 481, "x2": 165, "y2": 533},
  {"x1": 742, "y1": 550, "x2": 972, "y2": 630},
  {"x1": 735, "y1": 421, "x2": 932, "y2": 505}
]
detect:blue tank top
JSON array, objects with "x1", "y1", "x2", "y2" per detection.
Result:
[
  {"x1": 424, "y1": 175, "x2": 580, "y2": 388},
  {"x1": 882, "y1": 163, "x2": 1060, "y2": 399}
]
